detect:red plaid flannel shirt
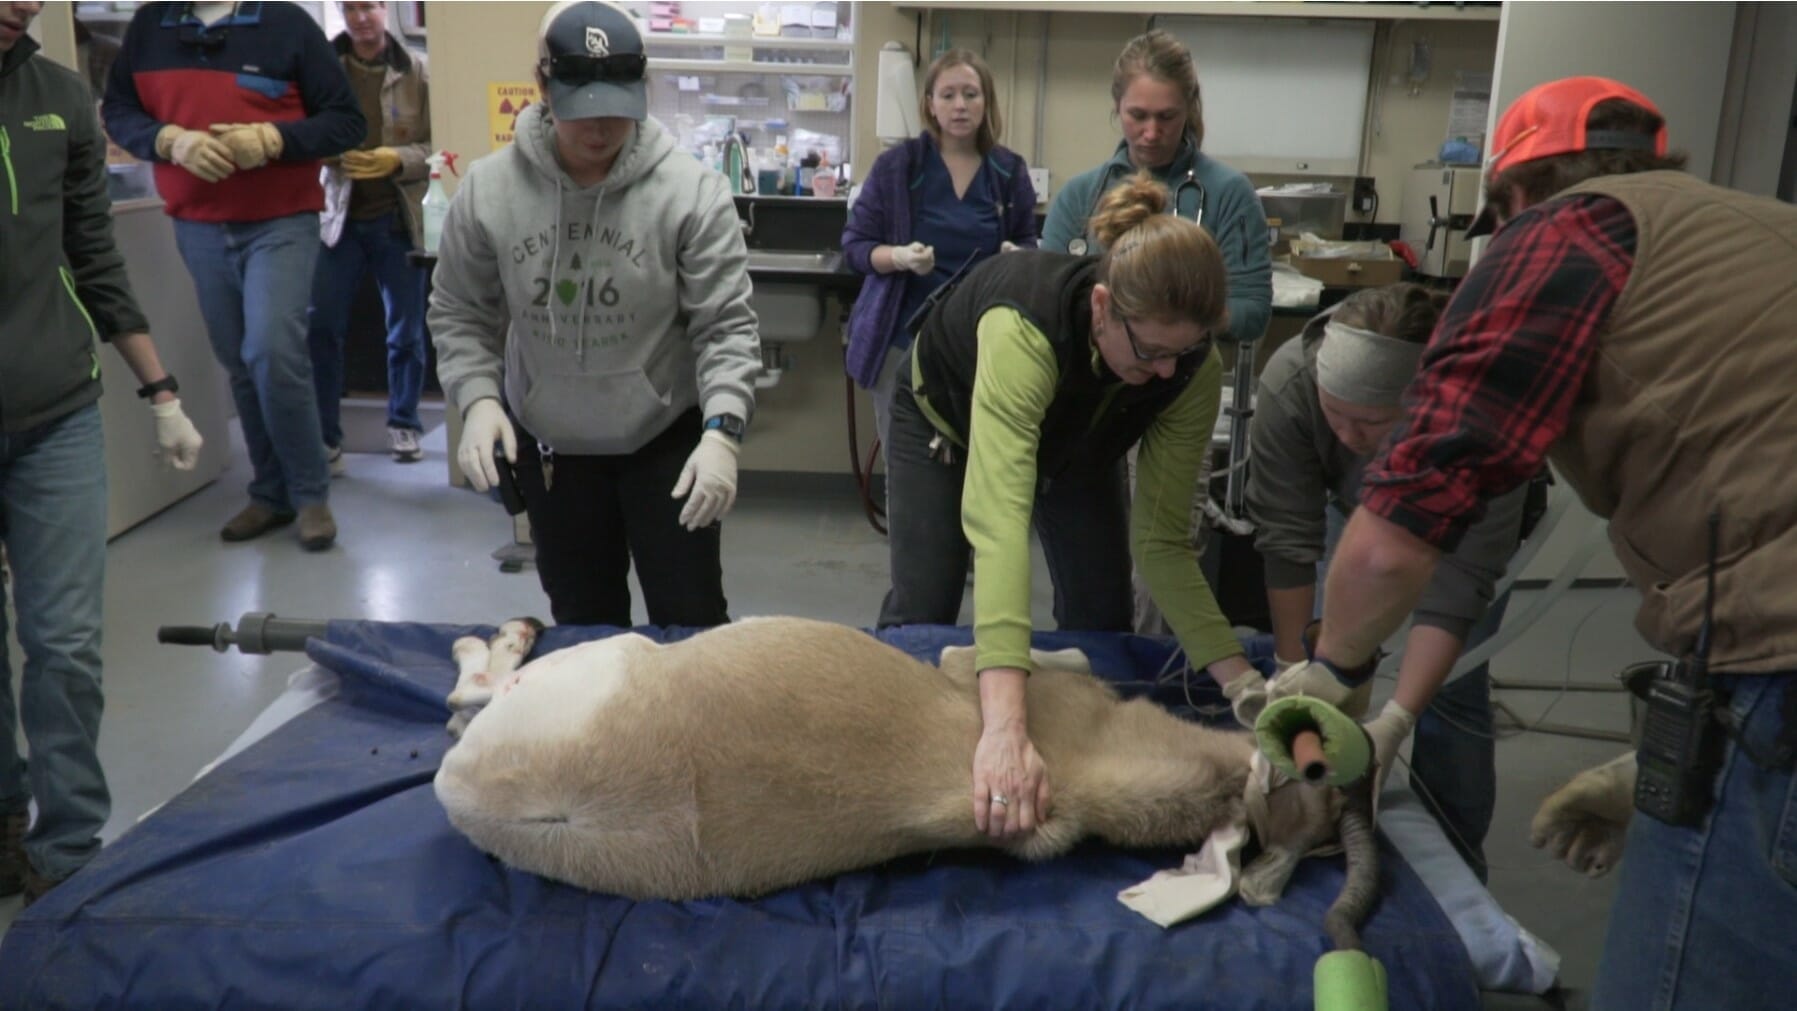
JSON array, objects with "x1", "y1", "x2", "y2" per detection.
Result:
[{"x1": 1360, "y1": 194, "x2": 1638, "y2": 551}]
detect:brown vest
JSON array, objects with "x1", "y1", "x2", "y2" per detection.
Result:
[{"x1": 1548, "y1": 171, "x2": 1797, "y2": 672}]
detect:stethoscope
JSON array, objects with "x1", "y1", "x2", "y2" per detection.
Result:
[{"x1": 1067, "y1": 164, "x2": 1206, "y2": 256}]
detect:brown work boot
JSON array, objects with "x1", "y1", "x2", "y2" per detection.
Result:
[
  {"x1": 220, "y1": 503, "x2": 296, "y2": 542},
  {"x1": 297, "y1": 504, "x2": 337, "y2": 552},
  {"x1": 22, "y1": 866, "x2": 64, "y2": 907},
  {"x1": 0, "y1": 808, "x2": 24, "y2": 897}
]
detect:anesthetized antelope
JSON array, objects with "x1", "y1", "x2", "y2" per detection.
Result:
[{"x1": 434, "y1": 616, "x2": 1372, "y2": 923}]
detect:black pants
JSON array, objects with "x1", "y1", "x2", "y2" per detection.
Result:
[
  {"x1": 514, "y1": 408, "x2": 728, "y2": 628},
  {"x1": 876, "y1": 380, "x2": 1133, "y2": 632}
]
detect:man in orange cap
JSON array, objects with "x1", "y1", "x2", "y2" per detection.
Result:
[{"x1": 1251, "y1": 76, "x2": 1797, "y2": 1007}]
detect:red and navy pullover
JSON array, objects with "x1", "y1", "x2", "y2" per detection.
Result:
[{"x1": 101, "y1": 1, "x2": 365, "y2": 223}]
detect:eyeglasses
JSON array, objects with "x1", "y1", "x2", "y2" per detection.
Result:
[
  {"x1": 539, "y1": 52, "x2": 648, "y2": 86},
  {"x1": 1119, "y1": 315, "x2": 1209, "y2": 363}
]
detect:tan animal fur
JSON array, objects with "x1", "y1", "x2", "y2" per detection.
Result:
[{"x1": 435, "y1": 616, "x2": 1337, "y2": 902}]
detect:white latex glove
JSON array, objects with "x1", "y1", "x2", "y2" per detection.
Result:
[
  {"x1": 456, "y1": 398, "x2": 516, "y2": 493},
  {"x1": 1266, "y1": 658, "x2": 1375, "y2": 720},
  {"x1": 149, "y1": 397, "x2": 203, "y2": 470},
  {"x1": 999, "y1": 240, "x2": 1022, "y2": 254},
  {"x1": 671, "y1": 430, "x2": 740, "y2": 530},
  {"x1": 155, "y1": 125, "x2": 236, "y2": 183},
  {"x1": 1222, "y1": 668, "x2": 1268, "y2": 729},
  {"x1": 889, "y1": 241, "x2": 936, "y2": 276},
  {"x1": 1530, "y1": 750, "x2": 1635, "y2": 877},
  {"x1": 1362, "y1": 699, "x2": 1417, "y2": 797}
]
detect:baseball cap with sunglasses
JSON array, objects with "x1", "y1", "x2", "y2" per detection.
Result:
[{"x1": 537, "y1": 0, "x2": 648, "y2": 122}]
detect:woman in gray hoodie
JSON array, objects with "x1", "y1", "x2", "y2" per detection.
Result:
[{"x1": 428, "y1": 1, "x2": 759, "y2": 627}]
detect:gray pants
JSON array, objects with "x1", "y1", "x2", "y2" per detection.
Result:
[
  {"x1": 869, "y1": 346, "x2": 905, "y2": 467},
  {"x1": 877, "y1": 379, "x2": 1133, "y2": 633}
]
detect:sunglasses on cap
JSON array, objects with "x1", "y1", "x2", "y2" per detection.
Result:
[
  {"x1": 1120, "y1": 315, "x2": 1209, "y2": 363},
  {"x1": 539, "y1": 52, "x2": 647, "y2": 85}
]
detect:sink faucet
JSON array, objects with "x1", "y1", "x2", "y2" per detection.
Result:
[
  {"x1": 740, "y1": 200, "x2": 756, "y2": 239},
  {"x1": 722, "y1": 133, "x2": 753, "y2": 198}
]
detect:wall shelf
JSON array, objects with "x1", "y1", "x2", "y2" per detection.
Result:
[
  {"x1": 645, "y1": 33, "x2": 855, "y2": 51},
  {"x1": 651, "y1": 57, "x2": 854, "y2": 76},
  {"x1": 893, "y1": 1, "x2": 1500, "y2": 22}
]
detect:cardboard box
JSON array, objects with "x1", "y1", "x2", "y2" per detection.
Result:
[{"x1": 1290, "y1": 254, "x2": 1405, "y2": 288}]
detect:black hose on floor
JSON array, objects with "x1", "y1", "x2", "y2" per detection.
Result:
[{"x1": 846, "y1": 375, "x2": 887, "y2": 536}]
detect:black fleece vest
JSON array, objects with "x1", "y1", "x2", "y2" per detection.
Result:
[{"x1": 911, "y1": 251, "x2": 1201, "y2": 487}]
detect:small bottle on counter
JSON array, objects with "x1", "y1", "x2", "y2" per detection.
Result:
[{"x1": 811, "y1": 154, "x2": 837, "y2": 198}]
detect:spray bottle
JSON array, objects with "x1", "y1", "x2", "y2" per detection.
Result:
[{"x1": 421, "y1": 151, "x2": 459, "y2": 255}]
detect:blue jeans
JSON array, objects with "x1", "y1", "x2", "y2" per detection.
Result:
[
  {"x1": 306, "y1": 211, "x2": 427, "y2": 444},
  {"x1": 1593, "y1": 672, "x2": 1797, "y2": 1010},
  {"x1": 1409, "y1": 595, "x2": 1504, "y2": 882},
  {"x1": 0, "y1": 404, "x2": 109, "y2": 881},
  {"x1": 174, "y1": 213, "x2": 329, "y2": 512},
  {"x1": 1320, "y1": 505, "x2": 1501, "y2": 880}
]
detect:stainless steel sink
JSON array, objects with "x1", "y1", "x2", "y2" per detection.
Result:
[
  {"x1": 745, "y1": 250, "x2": 837, "y2": 343},
  {"x1": 746, "y1": 249, "x2": 841, "y2": 272}
]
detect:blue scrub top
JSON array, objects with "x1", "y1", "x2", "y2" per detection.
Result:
[{"x1": 893, "y1": 149, "x2": 1004, "y2": 349}]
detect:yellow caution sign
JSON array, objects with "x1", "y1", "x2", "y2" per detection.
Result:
[{"x1": 488, "y1": 82, "x2": 541, "y2": 151}]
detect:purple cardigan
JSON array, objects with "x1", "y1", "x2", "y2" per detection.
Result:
[{"x1": 840, "y1": 133, "x2": 1039, "y2": 389}]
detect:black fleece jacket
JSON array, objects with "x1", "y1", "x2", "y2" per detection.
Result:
[{"x1": 0, "y1": 37, "x2": 148, "y2": 434}]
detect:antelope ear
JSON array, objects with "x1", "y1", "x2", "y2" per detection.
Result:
[{"x1": 1027, "y1": 647, "x2": 1092, "y2": 674}]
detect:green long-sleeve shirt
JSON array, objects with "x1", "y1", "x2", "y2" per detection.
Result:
[{"x1": 960, "y1": 306, "x2": 1243, "y2": 673}]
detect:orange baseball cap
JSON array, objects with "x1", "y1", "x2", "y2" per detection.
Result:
[{"x1": 1465, "y1": 76, "x2": 1667, "y2": 237}]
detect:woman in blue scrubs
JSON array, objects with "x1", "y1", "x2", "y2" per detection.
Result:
[{"x1": 841, "y1": 49, "x2": 1040, "y2": 457}]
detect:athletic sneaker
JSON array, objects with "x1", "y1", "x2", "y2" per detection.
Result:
[
  {"x1": 388, "y1": 426, "x2": 422, "y2": 463},
  {"x1": 326, "y1": 444, "x2": 347, "y2": 478}
]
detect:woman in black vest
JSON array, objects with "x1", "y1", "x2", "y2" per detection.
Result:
[{"x1": 878, "y1": 173, "x2": 1259, "y2": 840}]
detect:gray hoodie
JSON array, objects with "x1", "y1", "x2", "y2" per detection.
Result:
[
  {"x1": 1246, "y1": 312, "x2": 1527, "y2": 639},
  {"x1": 429, "y1": 103, "x2": 758, "y2": 455}
]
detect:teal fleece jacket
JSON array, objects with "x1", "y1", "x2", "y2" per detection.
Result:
[{"x1": 1042, "y1": 138, "x2": 1271, "y2": 345}]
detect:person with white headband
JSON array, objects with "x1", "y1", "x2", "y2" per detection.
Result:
[{"x1": 1232, "y1": 283, "x2": 1531, "y2": 882}]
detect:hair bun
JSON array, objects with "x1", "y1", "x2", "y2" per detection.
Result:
[{"x1": 1090, "y1": 172, "x2": 1170, "y2": 250}]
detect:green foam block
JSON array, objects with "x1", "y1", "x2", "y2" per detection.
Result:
[
  {"x1": 1313, "y1": 950, "x2": 1388, "y2": 1011},
  {"x1": 1255, "y1": 695, "x2": 1372, "y2": 787}
]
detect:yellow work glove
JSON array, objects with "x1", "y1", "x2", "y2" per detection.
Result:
[
  {"x1": 154, "y1": 125, "x2": 236, "y2": 183},
  {"x1": 341, "y1": 147, "x2": 404, "y2": 180},
  {"x1": 208, "y1": 122, "x2": 284, "y2": 170}
]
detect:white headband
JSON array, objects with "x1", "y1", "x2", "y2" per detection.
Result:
[{"x1": 1314, "y1": 319, "x2": 1425, "y2": 407}]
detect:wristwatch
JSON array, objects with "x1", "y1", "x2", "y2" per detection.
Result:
[
  {"x1": 704, "y1": 413, "x2": 746, "y2": 442},
  {"x1": 136, "y1": 374, "x2": 179, "y2": 400}
]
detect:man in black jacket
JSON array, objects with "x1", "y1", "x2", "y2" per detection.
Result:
[{"x1": 0, "y1": 1, "x2": 203, "y2": 906}]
